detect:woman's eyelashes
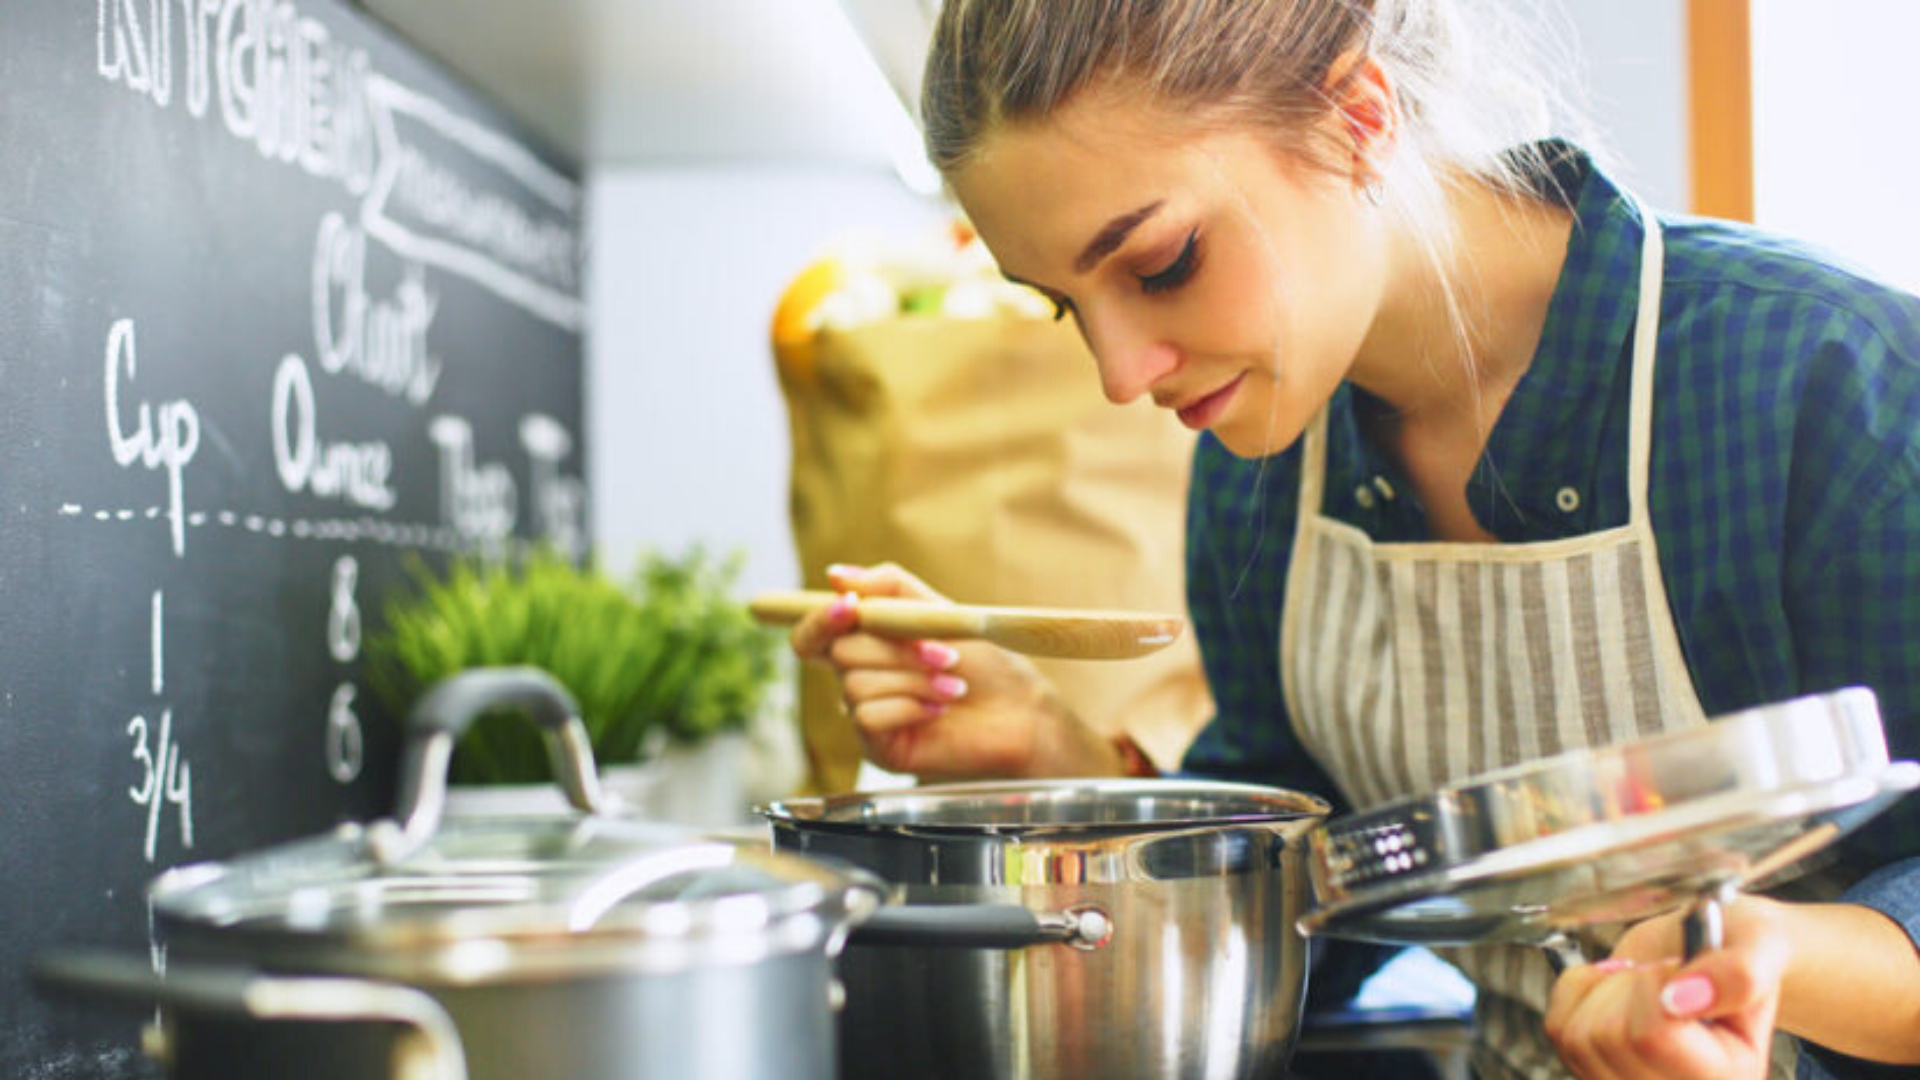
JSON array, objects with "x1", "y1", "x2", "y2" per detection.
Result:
[
  {"x1": 1040, "y1": 227, "x2": 1198, "y2": 320},
  {"x1": 1137, "y1": 229, "x2": 1200, "y2": 295}
]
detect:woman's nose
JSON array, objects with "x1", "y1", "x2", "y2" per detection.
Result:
[{"x1": 1083, "y1": 312, "x2": 1179, "y2": 405}]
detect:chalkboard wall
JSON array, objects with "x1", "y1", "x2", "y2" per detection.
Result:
[{"x1": 0, "y1": 2, "x2": 586, "y2": 1075}]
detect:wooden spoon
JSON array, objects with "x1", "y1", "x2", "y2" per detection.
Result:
[{"x1": 748, "y1": 590, "x2": 1185, "y2": 660}]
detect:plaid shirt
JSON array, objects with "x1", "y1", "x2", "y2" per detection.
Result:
[{"x1": 1182, "y1": 144, "x2": 1920, "y2": 998}]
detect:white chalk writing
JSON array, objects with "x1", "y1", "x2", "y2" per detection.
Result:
[
  {"x1": 104, "y1": 319, "x2": 200, "y2": 557},
  {"x1": 429, "y1": 415, "x2": 515, "y2": 541},
  {"x1": 312, "y1": 213, "x2": 441, "y2": 405},
  {"x1": 520, "y1": 414, "x2": 585, "y2": 558},
  {"x1": 326, "y1": 682, "x2": 363, "y2": 784},
  {"x1": 271, "y1": 354, "x2": 396, "y2": 509},
  {"x1": 128, "y1": 590, "x2": 193, "y2": 863}
]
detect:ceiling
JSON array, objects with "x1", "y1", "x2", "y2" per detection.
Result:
[{"x1": 355, "y1": 0, "x2": 935, "y2": 170}]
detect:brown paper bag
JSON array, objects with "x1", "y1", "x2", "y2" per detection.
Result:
[{"x1": 777, "y1": 314, "x2": 1214, "y2": 793}]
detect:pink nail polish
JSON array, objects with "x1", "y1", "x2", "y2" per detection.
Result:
[
  {"x1": 827, "y1": 563, "x2": 866, "y2": 582},
  {"x1": 917, "y1": 641, "x2": 960, "y2": 669},
  {"x1": 827, "y1": 592, "x2": 857, "y2": 623},
  {"x1": 1660, "y1": 975, "x2": 1715, "y2": 1018},
  {"x1": 1591, "y1": 959, "x2": 1633, "y2": 975},
  {"x1": 924, "y1": 701, "x2": 948, "y2": 718},
  {"x1": 930, "y1": 674, "x2": 968, "y2": 701}
]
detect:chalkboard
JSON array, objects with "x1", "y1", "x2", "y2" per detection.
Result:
[{"x1": 0, "y1": 2, "x2": 587, "y2": 1076}]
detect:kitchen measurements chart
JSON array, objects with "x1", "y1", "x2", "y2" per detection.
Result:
[{"x1": 0, "y1": 2, "x2": 586, "y2": 1076}]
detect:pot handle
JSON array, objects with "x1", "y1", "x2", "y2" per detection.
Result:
[
  {"x1": 851, "y1": 903, "x2": 1113, "y2": 951},
  {"x1": 1540, "y1": 896, "x2": 1728, "y2": 976},
  {"x1": 35, "y1": 952, "x2": 468, "y2": 1080},
  {"x1": 371, "y1": 666, "x2": 608, "y2": 865}
]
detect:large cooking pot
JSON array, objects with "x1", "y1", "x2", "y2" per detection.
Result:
[
  {"x1": 38, "y1": 667, "x2": 880, "y2": 1080},
  {"x1": 764, "y1": 779, "x2": 1330, "y2": 1080}
]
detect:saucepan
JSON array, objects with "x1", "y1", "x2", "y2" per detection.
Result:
[
  {"x1": 1300, "y1": 687, "x2": 1920, "y2": 966},
  {"x1": 765, "y1": 778, "x2": 1331, "y2": 1080},
  {"x1": 37, "y1": 667, "x2": 882, "y2": 1080}
]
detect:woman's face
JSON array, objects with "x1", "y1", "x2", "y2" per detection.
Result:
[{"x1": 950, "y1": 91, "x2": 1391, "y2": 459}]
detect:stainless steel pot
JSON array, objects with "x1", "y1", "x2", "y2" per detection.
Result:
[
  {"x1": 763, "y1": 779, "x2": 1330, "y2": 1080},
  {"x1": 39, "y1": 667, "x2": 880, "y2": 1080}
]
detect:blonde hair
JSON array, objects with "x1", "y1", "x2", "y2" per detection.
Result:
[
  {"x1": 922, "y1": 0, "x2": 1600, "y2": 509},
  {"x1": 922, "y1": 0, "x2": 1593, "y2": 216}
]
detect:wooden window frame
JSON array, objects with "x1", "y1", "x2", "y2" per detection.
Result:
[{"x1": 1688, "y1": 0, "x2": 1755, "y2": 221}]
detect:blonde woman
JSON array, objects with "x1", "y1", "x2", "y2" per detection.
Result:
[{"x1": 789, "y1": 2, "x2": 1920, "y2": 1077}]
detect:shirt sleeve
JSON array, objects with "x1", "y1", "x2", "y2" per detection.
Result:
[
  {"x1": 1176, "y1": 435, "x2": 1350, "y2": 809},
  {"x1": 1795, "y1": 858, "x2": 1920, "y2": 1080},
  {"x1": 1783, "y1": 311, "x2": 1920, "y2": 1080},
  {"x1": 1782, "y1": 327, "x2": 1920, "y2": 872}
]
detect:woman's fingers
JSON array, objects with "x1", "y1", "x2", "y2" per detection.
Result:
[
  {"x1": 848, "y1": 693, "x2": 947, "y2": 736},
  {"x1": 829, "y1": 632, "x2": 957, "y2": 672},
  {"x1": 843, "y1": 666, "x2": 969, "y2": 713},
  {"x1": 1550, "y1": 960, "x2": 1712, "y2": 1079},
  {"x1": 1547, "y1": 959, "x2": 1636, "y2": 1079},
  {"x1": 1548, "y1": 939, "x2": 1784, "y2": 1079},
  {"x1": 828, "y1": 561, "x2": 950, "y2": 603},
  {"x1": 789, "y1": 591, "x2": 859, "y2": 661}
]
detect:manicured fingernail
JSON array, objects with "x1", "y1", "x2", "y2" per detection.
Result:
[
  {"x1": 917, "y1": 641, "x2": 960, "y2": 669},
  {"x1": 1660, "y1": 975, "x2": 1715, "y2": 1018},
  {"x1": 827, "y1": 563, "x2": 866, "y2": 582},
  {"x1": 827, "y1": 592, "x2": 858, "y2": 624},
  {"x1": 1591, "y1": 959, "x2": 1633, "y2": 974},
  {"x1": 929, "y1": 674, "x2": 968, "y2": 701},
  {"x1": 924, "y1": 701, "x2": 948, "y2": 718}
]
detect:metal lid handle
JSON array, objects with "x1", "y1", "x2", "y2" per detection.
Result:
[{"x1": 370, "y1": 667, "x2": 606, "y2": 865}]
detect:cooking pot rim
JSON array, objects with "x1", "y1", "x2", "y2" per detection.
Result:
[{"x1": 761, "y1": 777, "x2": 1331, "y2": 836}]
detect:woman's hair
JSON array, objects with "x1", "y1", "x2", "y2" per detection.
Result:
[
  {"x1": 921, "y1": 0, "x2": 1594, "y2": 206},
  {"x1": 921, "y1": 0, "x2": 1600, "y2": 466}
]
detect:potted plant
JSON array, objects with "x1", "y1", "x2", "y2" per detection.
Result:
[{"x1": 366, "y1": 546, "x2": 785, "y2": 821}]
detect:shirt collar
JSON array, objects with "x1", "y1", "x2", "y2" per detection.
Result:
[{"x1": 1468, "y1": 141, "x2": 1650, "y2": 537}]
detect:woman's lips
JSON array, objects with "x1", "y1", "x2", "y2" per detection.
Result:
[{"x1": 1174, "y1": 373, "x2": 1246, "y2": 430}]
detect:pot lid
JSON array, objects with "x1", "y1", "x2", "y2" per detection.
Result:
[
  {"x1": 1299, "y1": 687, "x2": 1920, "y2": 947},
  {"x1": 151, "y1": 815, "x2": 872, "y2": 981},
  {"x1": 148, "y1": 668, "x2": 878, "y2": 983}
]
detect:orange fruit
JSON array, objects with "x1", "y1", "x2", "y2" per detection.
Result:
[{"x1": 771, "y1": 257, "x2": 845, "y2": 384}]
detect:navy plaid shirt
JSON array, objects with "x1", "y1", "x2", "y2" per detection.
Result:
[{"x1": 1181, "y1": 143, "x2": 1920, "y2": 1053}]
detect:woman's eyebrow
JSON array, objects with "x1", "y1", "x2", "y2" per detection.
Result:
[{"x1": 1074, "y1": 200, "x2": 1165, "y2": 272}]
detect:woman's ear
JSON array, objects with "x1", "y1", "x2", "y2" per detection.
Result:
[{"x1": 1322, "y1": 49, "x2": 1399, "y2": 192}]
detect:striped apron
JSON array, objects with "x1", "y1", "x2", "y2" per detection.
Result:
[{"x1": 1278, "y1": 201, "x2": 1797, "y2": 1078}]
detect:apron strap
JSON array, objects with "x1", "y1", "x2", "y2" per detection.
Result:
[
  {"x1": 1296, "y1": 194, "x2": 1666, "y2": 533},
  {"x1": 1298, "y1": 407, "x2": 1330, "y2": 518},
  {"x1": 1624, "y1": 195, "x2": 1665, "y2": 525}
]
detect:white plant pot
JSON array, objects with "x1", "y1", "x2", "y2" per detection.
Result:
[{"x1": 443, "y1": 760, "x2": 670, "y2": 820}]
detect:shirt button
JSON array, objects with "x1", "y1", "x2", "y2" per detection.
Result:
[
  {"x1": 1373, "y1": 476, "x2": 1396, "y2": 501},
  {"x1": 1556, "y1": 486, "x2": 1581, "y2": 513},
  {"x1": 1355, "y1": 485, "x2": 1377, "y2": 510}
]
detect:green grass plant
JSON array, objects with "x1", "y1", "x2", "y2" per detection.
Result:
[{"x1": 367, "y1": 547, "x2": 782, "y2": 785}]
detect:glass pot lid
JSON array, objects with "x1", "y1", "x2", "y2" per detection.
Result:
[{"x1": 149, "y1": 668, "x2": 877, "y2": 983}]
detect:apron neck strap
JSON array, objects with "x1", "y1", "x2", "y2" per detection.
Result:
[
  {"x1": 1623, "y1": 194, "x2": 1665, "y2": 524},
  {"x1": 1297, "y1": 192, "x2": 1668, "y2": 528}
]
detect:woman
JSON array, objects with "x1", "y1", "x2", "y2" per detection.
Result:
[{"x1": 788, "y1": 2, "x2": 1920, "y2": 1077}]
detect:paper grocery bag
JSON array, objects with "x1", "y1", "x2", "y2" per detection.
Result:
[{"x1": 777, "y1": 314, "x2": 1215, "y2": 794}]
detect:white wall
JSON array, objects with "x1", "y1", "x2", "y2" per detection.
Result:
[
  {"x1": 1752, "y1": 0, "x2": 1920, "y2": 292},
  {"x1": 586, "y1": 6, "x2": 1691, "y2": 587},
  {"x1": 585, "y1": 167, "x2": 946, "y2": 592},
  {"x1": 1554, "y1": 0, "x2": 1688, "y2": 212}
]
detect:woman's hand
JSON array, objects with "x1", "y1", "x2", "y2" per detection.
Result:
[
  {"x1": 786, "y1": 562, "x2": 1124, "y2": 781},
  {"x1": 1545, "y1": 896, "x2": 1791, "y2": 1079}
]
